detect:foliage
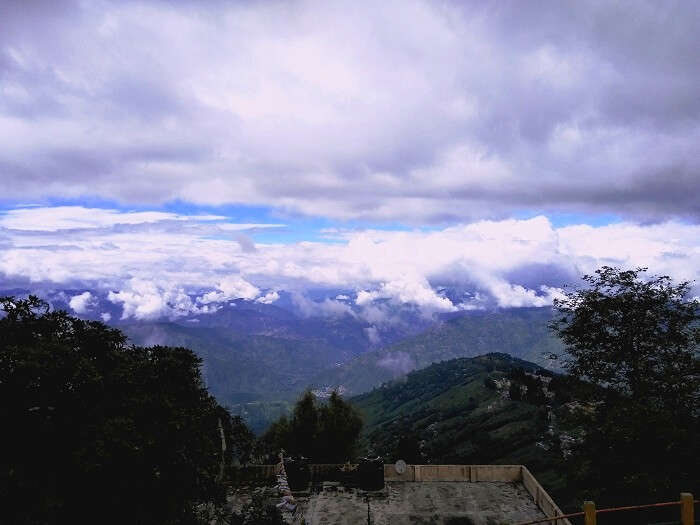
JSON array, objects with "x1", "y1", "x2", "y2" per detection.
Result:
[
  {"x1": 312, "y1": 307, "x2": 563, "y2": 395},
  {"x1": 352, "y1": 354, "x2": 564, "y2": 481},
  {"x1": 227, "y1": 400, "x2": 292, "y2": 435},
  {"x1": 225, "y1": 415, "x2": 256, "y2": 466},
  {"x1": 0, "y1": 296, "x2": 252, "y2": 525},
  {"x1": 508, "y1": 367, "x2": 547, "y2": 404},
  {"x1": 123, "y1": 322, "x2": 344, "y2": 404},
  {"x1": 550, "y1": 267, "x2": 699, "y2": 505},
  {"x1": 261, "y1": 390, "x2": 363, "y2": 463},
  {"x1": 317, "y1": 390, "x2": 365, "y2": 461}
]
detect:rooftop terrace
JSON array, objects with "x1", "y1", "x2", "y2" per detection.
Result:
[
  {"x1": 302, "y1": 480, "x2": 545, "y2": 525},
  {"x1": 230, "y1": 464, "x2": 570, "y2": 525}
]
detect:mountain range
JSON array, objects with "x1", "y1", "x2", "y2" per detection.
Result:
[
  {"x1": 311, "y1": 307, "x2": 563, "y2": 395},
  {"x1": 3, "y1": 288, "x2": 564, "y2": 433}
]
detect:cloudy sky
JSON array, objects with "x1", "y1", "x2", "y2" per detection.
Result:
[{"x1": 1, "y1": 0, "x2": 698, "y2": 320}]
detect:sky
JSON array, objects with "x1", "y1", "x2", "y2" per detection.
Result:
[{"x1": 1, "y1": 0, "x2": 698, "y2": 321}]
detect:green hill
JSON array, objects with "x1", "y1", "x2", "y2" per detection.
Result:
[
  {"x1": 313, "y1": 307, "x2": 563, "y2": 395},
  {"x1": 122, "y1": 322, "x2": 341, "y2": 403},
  {"x1": 351, "y1": 353, "x2": 568, "y2": 497}
]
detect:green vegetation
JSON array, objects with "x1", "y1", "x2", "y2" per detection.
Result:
[
  {"x1": 123, "y1": 322, "x2": 342, "y2": 404},
  {"x1": 351, "y1": 267, "x2": 699, "y2": 516},
  {"x1": 351, "y1": 353, "x2": 568, "y2": 494},
  {"x1": 550, "y1": 267, "x2": 699, "y2": 506},
  {"x1": 228, "y1": 400, "x2": 293, "y2": 435},
  {"x1": 260, "y1": 390, "x2": 363, "y2": 463},
  {"x1": 124, "y1": 308, "x2": 565, "y2": 433},
  {"x1": 312, "y1": 307, "x2": 563, "y2": 395},
  {"x1": 0, "y1": 296, "x2": 253, "y2": 525},
  {"x1": 4, "y1": 265, "x2": 694, "y2": 522}
]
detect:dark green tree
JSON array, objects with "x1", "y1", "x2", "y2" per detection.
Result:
[
  {"x1": 261, "y1": 390, "x2": 363, "y2": 462},
  {"x1": 289, "y1": 390, "x2": 319, "y2": 457},
  {"x1": 393, "y1": 433, "x2": 422, "y2": 464},
  {"x1": 508, "y1": 380, "x2": 522, "y2": 401},
  {"x1": 225, "y1": 414, "x2": 256, "y2": 467},
  {"x1": 0, "y1": 296, "x2": 250, "y2": 525},
  {"x1": 550, "y1": 267, "x2": 699, "y2": 505},
  {"x1": 258, "y1": 415, "x2": 291, "y2": 463},
  {"x1": 317, "y1": 391, "x2": 363, "y2": 462}
]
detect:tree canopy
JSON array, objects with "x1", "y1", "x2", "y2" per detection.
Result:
[
  {"x1": 0, "y1": 296, "x2": 251, "y2": 525},
  {"x1": 550, "y1": 267, "x2": 699, "y2": 505},
  {"x1": 261, "y1": 390, "x2": 363, "y2": 463}
]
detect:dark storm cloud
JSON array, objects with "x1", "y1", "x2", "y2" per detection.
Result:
[{"x1": 0, "y1": 0, "x2": 698, "y2": 221}]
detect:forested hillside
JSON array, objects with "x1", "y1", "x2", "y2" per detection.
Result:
[
  {"x1": 352, "y1": 353, "x2": 570, "y2": 501},
  {"x1": 124, "y1": 323, "x2": 342, "y2": 403},
  {"x1": 313, "y1": 307, "x2": 563, "y2": 395},
  {"x1": 124, "y1": 308, "x2": 564, "y2": 433}
]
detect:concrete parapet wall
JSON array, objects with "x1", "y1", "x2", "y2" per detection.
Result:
[
  {"x1": 384, "y1": 463, "x2": 416, "y2": 481},
  {"x1": 385, "y1": 464, "x2": 566, "y2": 524},
  {"x1": 238, "y1": 463, "x2": 567, "y2": 524},
  {"x1": 521, "y1": 466, "x2": 572, "y2": 525},
  {"x1": 469, "y1": 464, "x2": 521, "y2": 482},
  {"x1": 385, "y1": 464, "x2": 521, "y2": 482}
]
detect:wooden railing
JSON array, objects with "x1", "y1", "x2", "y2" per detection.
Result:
[{"x1": 512, "y1": 492, "x2": 696, "y2": 525}]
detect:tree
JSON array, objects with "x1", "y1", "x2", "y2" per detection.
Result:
[
  {"x1": 317, "y1": 391, "x2": 363, "y2": 462},
  {"x1": 0, "y1": 296, "x2": 250, "y2": 525},
  {"x1": 261, "y1": 390, "x2": 363, "y2": 462},
  {"x1": 508, "y1": 380, "x2": 522, "y2": 401},
  {"x1": 550, "y1": 267, "x2": 699, "y2": 505},
  {"x1": 289, "y1": 390, "x2": 319, "y2": 457}
]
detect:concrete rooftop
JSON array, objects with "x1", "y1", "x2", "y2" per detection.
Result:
[
  {"x1": 300, "y1": 480, "x2": 546, "y2": 525},
  {"x1": 228, "y1": 464, "x2": 569, "y2": 525}
]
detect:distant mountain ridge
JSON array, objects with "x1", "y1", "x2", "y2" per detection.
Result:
[
  {"x1": 311, "y1": 307, "x2": 563, "y2": 395},
  {"x1": 122, "y1": 322, "x2": 341, "y2": 403},
  {"x1": 3, "y1": 289, "x2": 564, "y2": 434}
]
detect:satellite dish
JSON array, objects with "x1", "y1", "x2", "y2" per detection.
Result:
[{"x1": 395, "y1": 459, "x2": 407, "y2": 474}]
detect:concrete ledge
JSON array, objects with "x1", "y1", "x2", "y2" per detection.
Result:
[
  {"x1": 384, "y1": 463, "x2": 415, "y2": 481},
  {"x1": 521, "y1": 466, "x2": 572, "y2": 525},
  {"x1": 469, "y1": 464, "x2": 521, "y2": 482},
  {"x1": 385, "y1": 464, "x2": 523, "y2": 482}
]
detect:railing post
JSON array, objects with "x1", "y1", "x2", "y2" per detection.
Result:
[
  {"x1": 681, "y1": 493, "x2": 694, "y2": 525},
  {"x1": 583, "y1": 501, "x2": 596, "y2": 525}
]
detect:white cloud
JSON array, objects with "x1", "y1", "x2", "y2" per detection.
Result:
[
  {"x1": 101, "y1": 312, "x2": 111, "y2": 322},
  {"x1": 218, "y1": 224, "x2": 286, "y2": 231},
  {"x1": 69, "y1": 291, "x2": 94, "y2": 313},
  {"x1": 108, "y1": 278, "x2": 217, "y2": 320},
  {"x1": 365, "y1": 326, "x2": 381, "y2": 345},
  {"x1": 0, "y1": 206, "x2": 223, "y2": 231},
  {"x1": 256, "y1": 290, "x2": 280, "y2": 304},
  {"x1": 377, "y1": 352, "x2": 416, "y2": 375},
  {"x1": 0, "y1": 1, "x2": 698, "y2": 222},
  {"x1": 0, "y1": 206, "x2": 698, "y2": 320},
  {"x1": 292, "y1": 293, "x2": 355, "y2": 318},
  {"x1": 197, "y1": 275, "x2": 260, "y2": 305},
  {"x1": 355, "y1": 279, "x2": 456, "y2": 315}
]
